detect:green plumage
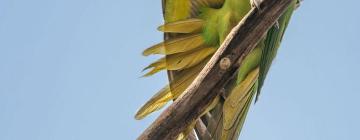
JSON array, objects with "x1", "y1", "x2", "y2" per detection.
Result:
[
  {"x1": 136, "y1": 0, "x2": 298, "y2": 139},
  {"x1": 257, "y1": 2, "x2": 296, "y2": 101}
]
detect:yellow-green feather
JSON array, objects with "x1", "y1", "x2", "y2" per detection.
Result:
[
  {"x1": 158, "y1": 18, "x2": 204, "y2": 33},
  {"x1": 143, "y1": 34, "x2": 205, "y2": 56}
]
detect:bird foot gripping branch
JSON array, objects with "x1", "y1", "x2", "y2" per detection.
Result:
[
  {"x1": 250, "y1": 0, "x2": 263, "y2": 11},
  {"x1": 136, "y1": 0, "x2": 301, "y2": 139}
]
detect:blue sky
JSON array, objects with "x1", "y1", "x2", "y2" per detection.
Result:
[{"x1": 0, "y1": 0, "x2": 359, "y2": 140}]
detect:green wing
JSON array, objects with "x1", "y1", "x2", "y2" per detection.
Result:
[{"x1": 257, "y1": 1, "x2": 296, "y2": 102}]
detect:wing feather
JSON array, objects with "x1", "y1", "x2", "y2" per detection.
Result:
[
  {"x1": 158, "y1": 18, "x2": 204, "y2": 33},
  {"x1": 257, "y1": 2, "x2": 296, "y2": 101},
  {"x1": 143, "y1": 34, "x2": 205, "y2": 56}
]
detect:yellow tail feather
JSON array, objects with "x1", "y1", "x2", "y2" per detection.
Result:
[
  {"x1": 158, "y1": 18, "x2": 204, "y2": 33},
  {"x1": 135, "y1": 86, "x2": 172, "y2": 120},
  {"x1": 221, "y1": 68, "x2": 259, "y2": 140},
  {"x1": 142, "y1": 58, "x2": 166, "y2": 77},
  {"x1": 143, "y1": 34, "x2": 205, "y2": 56},
  {"x1": 166, "y1": 46, "x2": 216, "y2": 70},
  {"x1": 136, "y1": 57, "x2": 211, "y2": 119},
  {"x1": 222, "y1": 87, "x2": 256, "y2": 140},
  {"x1": 164, "y1": 0, "x2": 190, "y2": 23},
  {"x1": 168, "y1": 57, "x2": 209, "y2": 98},
  {"x1": 223, "y1": 68, "x2": 259, "y2": 130},
  {"x1": 143, "y1": 47, "x2": 215, "y2": 76}
]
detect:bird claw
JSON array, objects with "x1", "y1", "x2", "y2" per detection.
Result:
[
  {"x1": 250, "y1": 0, "x2": 262, "y2": 12},
  {"x1": 274, "y1": 20, "x2": 280, "y2": 29}
]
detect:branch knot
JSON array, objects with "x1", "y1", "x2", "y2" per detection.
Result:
[{"x1": 219, "y1": 57, "x2": 231, "y2": 71}]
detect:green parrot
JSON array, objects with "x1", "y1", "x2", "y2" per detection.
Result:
[{"x1": 135, "y1": 0, "x2": 299, "y2": 139}]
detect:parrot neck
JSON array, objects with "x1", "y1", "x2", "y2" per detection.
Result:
[{"x1": 223, "y1": 0, "x2": 251, "y2": 14}]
